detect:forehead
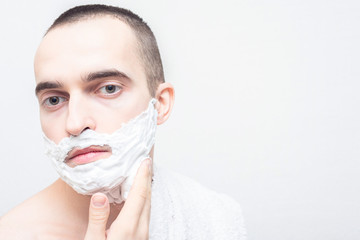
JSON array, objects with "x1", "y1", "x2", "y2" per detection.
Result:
[{"x1": 34, "y1": 16, "x2": 144, "y2": 84}]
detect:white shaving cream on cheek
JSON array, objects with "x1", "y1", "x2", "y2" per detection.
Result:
[{"x1": 43, "y1": 98, "x2": 157, "y2": 203}]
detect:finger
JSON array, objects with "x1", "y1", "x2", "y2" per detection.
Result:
[
  {"x1": 84, "y1": 193, "x2": 110, "y2": 240},
  {"x1": 139, "y1": 161, "x2": 152, "y2": 226},
  {"x1": 112, "y1": 158, "x2": 152, "y2": 228}
]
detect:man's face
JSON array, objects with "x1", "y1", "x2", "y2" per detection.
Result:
[
  {"x1": 34, "y1": 17, "x2": 154, "y2": 166},
  {"x1": 34, "y1": 17, "x2": 152, "y2": 147}
]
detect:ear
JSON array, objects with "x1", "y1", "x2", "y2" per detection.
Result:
[{"x1": 155, "y1": 82, "x2": 175, "y2": 125}]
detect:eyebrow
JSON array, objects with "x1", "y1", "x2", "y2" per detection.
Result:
[
  {"x1": 35, "y1": 69, "x2": 131, "y2": 96},
  {"x1": 35, "y1": 81, "x2": 63, "y2": 96},
  {"x1": 86, "y1": 69, "x2": 130, "y2": 82}
]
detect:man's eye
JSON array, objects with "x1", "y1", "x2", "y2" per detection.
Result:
[
  {"x1": 98, "y1": 85, "x2": 122, "y2": 94},
  {"x1": 44, "y1": 96, "x2": 66, "y2": 106}
]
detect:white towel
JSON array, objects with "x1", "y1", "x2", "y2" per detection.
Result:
[{"x1": 149, "y1": 165, "x2": 247, "y2": 240}]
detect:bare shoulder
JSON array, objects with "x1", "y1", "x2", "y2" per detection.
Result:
[
  {"x1": 0, "y1": 179, "x2": 84, "y2": 240},
  {"x1": 0, "y1": 203, "x2": 36, "y2": 239},
  {"x1": 0, "y1": 183, "x2": 57, "y2": 239}
]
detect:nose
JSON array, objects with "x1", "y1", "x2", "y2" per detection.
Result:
[{"x1": 65, "y1": 94, "x2": 96, "y2": 136}]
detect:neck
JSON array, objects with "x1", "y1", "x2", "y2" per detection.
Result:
[{"x1": 54, "y1": 178, "x2": 123, "y2": 229}]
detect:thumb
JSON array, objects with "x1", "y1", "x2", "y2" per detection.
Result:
[{"x1": 84, "y1": 193, "x2": 110, "y2": 240}]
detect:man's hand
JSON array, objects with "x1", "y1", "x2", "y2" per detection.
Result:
[{"x1": 84, "y1": 159, "x2": 152, "y2": 240}]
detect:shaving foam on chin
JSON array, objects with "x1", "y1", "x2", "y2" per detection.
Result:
[{"x1": 43, "y1": 99, "x2": 157, "y2": 203}]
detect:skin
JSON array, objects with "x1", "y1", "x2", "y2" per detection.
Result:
[{"x1": 0, "y1": 16, "x2": 174, "y2": 239}]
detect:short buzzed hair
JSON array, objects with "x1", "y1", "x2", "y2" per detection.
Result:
[{"x1": 47, "y1": 4, "x2": 164, "y2": 96}]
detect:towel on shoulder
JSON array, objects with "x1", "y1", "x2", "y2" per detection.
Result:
[{"x1": 149, "y1": 165, "x2": 247, "y2": 240}]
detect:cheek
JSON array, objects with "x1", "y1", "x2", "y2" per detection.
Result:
[
  {"x1": 91, "y1": 98, "x2": 149, "y2": 133},
  {"x1": 40, "y1": 111, "x2": 67, "y2": 144},
  {"x1": 92, "y1": 106, "x2": 135, "y2": 133}
]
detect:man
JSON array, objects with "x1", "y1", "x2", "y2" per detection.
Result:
[{"x1": 0, "y1": 4, "x2": 246, "y2": 239}]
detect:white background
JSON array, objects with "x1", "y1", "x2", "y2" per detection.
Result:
[{"x1": 1, "y1": 0, "x2": 359, "y2": 239}]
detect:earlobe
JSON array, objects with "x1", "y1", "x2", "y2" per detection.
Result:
[{"x1": 155, "y1": 82, "x2": 175, "y2": 125}]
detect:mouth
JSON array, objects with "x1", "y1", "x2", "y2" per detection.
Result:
[{"x1": 65, "y1": 145, "x2": 112, "y2": 167}]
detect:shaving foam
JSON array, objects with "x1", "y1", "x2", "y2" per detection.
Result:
[{"x1": 43, "y1": 99, "x2": 157, "y2": 203}]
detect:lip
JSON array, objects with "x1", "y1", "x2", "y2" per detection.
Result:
[{"x1": 65, "y1": 145, "x2": 112, "y2": 167}]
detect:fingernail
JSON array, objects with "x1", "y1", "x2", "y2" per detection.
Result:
[{"x1": 92, "y1": 194, "x2": 106, "y2": 207}]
